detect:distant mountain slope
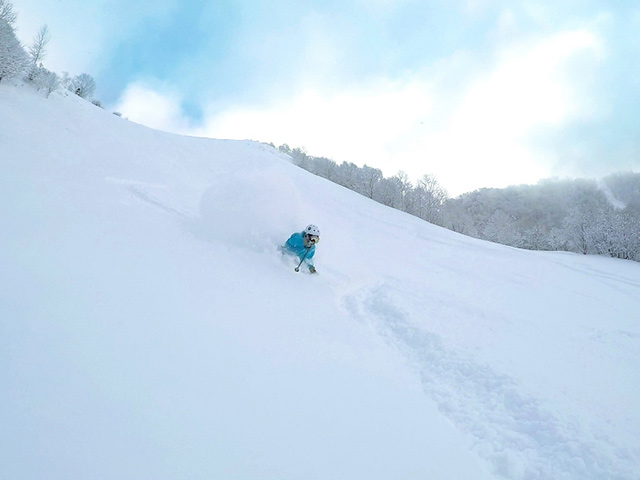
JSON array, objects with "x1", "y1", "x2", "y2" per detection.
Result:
[{"x1": 1, "y1": 84, "x2": 639, "y2": 480}]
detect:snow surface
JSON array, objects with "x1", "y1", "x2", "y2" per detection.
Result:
[{"x1": 1, "y1": 84, "x2": 640, "y2": 479}]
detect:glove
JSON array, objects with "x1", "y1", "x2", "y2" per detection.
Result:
[{"x1": 309, "y1": 266, "x2": 317, "y2": 274}]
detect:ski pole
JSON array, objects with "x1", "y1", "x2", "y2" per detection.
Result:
[{"x1": 295, "y1": 247, "x2": 311, "y2": 272}]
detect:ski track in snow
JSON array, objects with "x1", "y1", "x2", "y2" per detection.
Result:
[
  {"x1": 552, "y1": 260, "x2": 640, "y2": 300},
  {"x1": 106, "y1": 177, "x2": 194, "y2": 218},
  {"x1": 342, "y1": 282, "x2": 639, "y2": 480},
  {"x1": 125, "y1": 184, "x2": 189, "y2": 218}
]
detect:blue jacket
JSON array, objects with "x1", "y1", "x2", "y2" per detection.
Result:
[{"x1": 284, "y1": 232, "x2": 315, "y2": 267}]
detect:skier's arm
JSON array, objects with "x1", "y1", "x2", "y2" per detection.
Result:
[{"x1": 304, "y1": 248, "x2": 316, "y2": 271}]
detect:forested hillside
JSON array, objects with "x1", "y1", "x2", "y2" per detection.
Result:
[{"x1": 445, "y1": 173, "x2": 640, "y2": 258}]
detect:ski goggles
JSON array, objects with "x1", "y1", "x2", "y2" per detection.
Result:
[{"x1": 306, "y1": 234, "x2": 320, "y2": 244}]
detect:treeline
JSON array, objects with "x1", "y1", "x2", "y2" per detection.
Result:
[
  {"x1": 276, "y1": 144, "x2": 640, "y2": 262},
  {"x1": 0, "y1": 0, "x2": 96, "y2": 100}
]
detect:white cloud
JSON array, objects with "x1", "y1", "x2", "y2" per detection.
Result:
[
  {"x1": 197, "y1": 79, "x2": 433, "y2": 168},
  {"x1": 195, "y1": 28, "x2": 604, "y2": 195},
  {"x1": 113, "y1": 82, "x2": 193, "y2": 134},
  {"x1": 418, "y1": 29, "x2": 605, "y2": 194}
]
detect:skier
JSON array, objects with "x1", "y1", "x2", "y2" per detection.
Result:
[{"x1": 281, "y1": 224, "x2": 320, "y2": 273}]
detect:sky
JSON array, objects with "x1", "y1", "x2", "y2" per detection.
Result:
[{"x1": 12, "y1": 0, "x2": 640, "y2": 196}]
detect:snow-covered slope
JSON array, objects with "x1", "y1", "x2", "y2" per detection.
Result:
[{"x1": 1, "y1": 84, "x2": 639, "y2": 480}]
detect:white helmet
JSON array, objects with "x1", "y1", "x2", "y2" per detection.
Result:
[{"x1": 303, "y1": 224, "x2": 320, "y2": 237}]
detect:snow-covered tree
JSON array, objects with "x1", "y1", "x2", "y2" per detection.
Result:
[
  {"x1": 0, "y1": 17, "x2": 28, "y2": 82},
  {"x1": 521, "y1": 224, "x2": 550, "y2": 250},
  {"x1": 547, "y1": 226, "x2": 570, "y2": 251},
  {"x1": 27, "y1": 24, "x2": 50, "y2": 80},
  {"x1": 483, "y1": 209, "x2": 522, "y2": 247},
  {"x1": 562, "y1": 206, "x2": 593, "y2": 254},
  {"x1": 278, "y1": 143, "x2": 292, "y2": 155},
  {"x1": 311, "y1": 157, "x2": 337, "y2": 182},
  {"x1": 443, "y1": 200, "x2": 478, "y2": 236},
  {"x1": 285, "y1": 145, "x2": 311, "y2": 170},
  {"x1": 31, "y1": 65, "x2": 60, "y2": 97},
  {"x1": 359, "y1": 165, "x2": 382, "y2": 199},
  {"x1": 373, "y1": 177, "x2": 400, "y2": 208},
  {"x1": 599, "y1": 209, "x2": 640, "y2": 260},
  {"x1": 336, "y1": 161, "x2": 360, "y2": 191},
  {"x1": 618, "y1": 210, "x2": 640, "y2": 260},
  {"x1": 411, "y1": 174, "x2": 448, "y2": 224},
  {"x1": 69, "y1": 73, "x2": 96, "y2": 99},
  {"x1": 0, "y1": 0, "x2": 16, "y2": 27},
  {"x1": 588, "y1": 206, "x2": 618, "y2": 257},
  {"x1": 389, "y1": 171, "x2": 412, "y2": 211},
  {"x1": 59, "y1": 71, "x2": 72, "y2": 90}
]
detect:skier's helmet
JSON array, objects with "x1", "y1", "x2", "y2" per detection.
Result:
[
  {"x1": 304, "y1": 224, "x2": 320, "y2": 236},
  {"x1": 303, "y1": 224, "x2": 320, "y2": 244}
]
